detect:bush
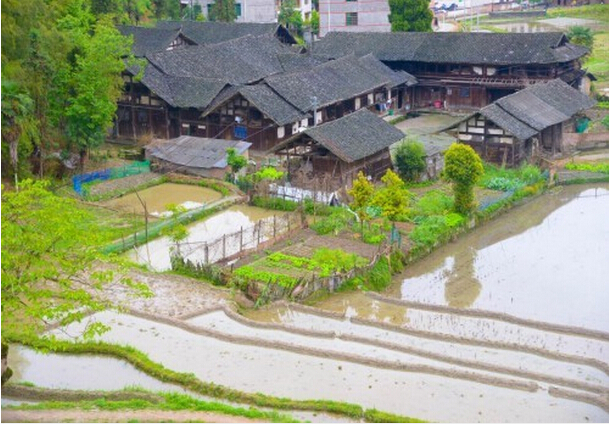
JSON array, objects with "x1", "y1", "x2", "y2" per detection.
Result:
[
  {"x1": 251, "y1": 196, "x2": 298, "y2": 211},
  {"x1": 409, "y1": 213, "x2": 465, "y2": 250},
  {"x1": 413, "y1": 190, "x2": 453, "y2": 216},
  {"x1": 364, "y1": 256, "x2": 391, "y2": 291},
  {"x1": 444, "y1": 144, "x2": 483, "y2": 214},
  {"x1": 310, "y1": 208, "x2": 353, "y2": 235},
  {"x1": 395, "y1": 138, "x2": 427, "y2": 182}
]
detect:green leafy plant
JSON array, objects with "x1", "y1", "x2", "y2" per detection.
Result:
[
  {"x1": 444, "y1": 144, "x2": 484, "y2": 214},
  {"x1": 394, "y1": 138, "x2": 427, "y2": 182}
]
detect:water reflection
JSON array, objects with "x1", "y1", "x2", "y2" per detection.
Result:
[{"x1": 395, "y1": 185, "x2": 609, "y2": 331}]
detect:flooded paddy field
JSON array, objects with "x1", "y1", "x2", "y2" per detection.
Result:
[
  {"x1": 102, "y1": 183, "x2": 222, "y2": 217},
  {"x1": 128, "y1": 205, "x2": 279, "y2": 271},
  {"x1": 50, "y1": 310, "x2": 608, "y2": 422},
  {"x1": 386, "y1": 185, "x2": 609, "y2": 331}
]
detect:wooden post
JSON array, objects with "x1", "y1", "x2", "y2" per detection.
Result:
[
  {"x1": 273, "y1": 215, "x2": 277, "y2": 238},
  {"x1": 240, "y1": 226, "x2": 243, "y2": 251},
  {"x1": 204, "y1": 243, "x2": 209, "y2": 264},
  {"x1": 257, "y1": 221, "x2": 261, "y2": 245},
  {"x1": 222, "y1": 234, "x2": 226, "y2": 259}
]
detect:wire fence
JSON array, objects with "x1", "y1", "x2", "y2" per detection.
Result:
[
  {"x1": 72, "y1": 160, "x2": 150, "y2": 196},
  {"x1": 173, "y1": 211, "x2": 304, "y2": 266}
]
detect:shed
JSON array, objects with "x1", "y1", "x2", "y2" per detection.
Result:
[
  {"x1": 146, "y1": 136, "x2": 251, "y2": 179},
  {"x1": 271, "y1": 109, "x2": 405, "y2": 189}
]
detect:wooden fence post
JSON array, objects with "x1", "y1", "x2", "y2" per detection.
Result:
[
  {"x1": 222, "y1": 234, "x2": 226, "y2": 259},
  {"x1": 257, "y1": 221, "x2": 261, "y2": 245},
  {"x1": 204, "y1": 243, "x2": 209, "y2": 264},
  {"x1": 273, "y1": 215, "x2": 277, "y2": 238},
  {"x1": 240, "y1": 226, "x2": 243, "y2": 251}
]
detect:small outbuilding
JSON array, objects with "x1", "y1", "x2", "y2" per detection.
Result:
[
  {"x1": 271, "y1": 109, "x2": 405, "y2": 190},
  {"x1": 454, "y1": 79, "x2": 595, "y2": 166},
  {"x1": 146, "y1": 136, "x2": 251, "y2": 179}
]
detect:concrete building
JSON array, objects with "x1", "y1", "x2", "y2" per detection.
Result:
[{"x1": 318, "y1": 0, "x2": 391, "y2": 37}]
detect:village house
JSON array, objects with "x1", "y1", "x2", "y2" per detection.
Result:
[
  {"x1": 114, "y1": 32, "x2": 416, "y2": 153},
  {"x1": 270, "y1": 108, "x2": 406, "y2": 189},
  {"x1": 452, "y1": 79, "x2": 596, "y2": 166},
  {"x1": 146, "y1": 136, "x2": 251, "y2": 179},
  {"x1": 314, "y1": 31, "x2": 589, "y2": 111},
  {"x1": 317, "y1": 0, "x2": 392, "y2": 37}
]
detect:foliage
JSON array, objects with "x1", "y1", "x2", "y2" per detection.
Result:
[
  {"x1": 254, "y1": 166, "x2": 284, "y2": 181},
  {"x1": 602, "y1": 115, "x2": 609, "y2": 130},
  {"x1": 564, "y1": 161, "x2": 609, "y2": 174},
  {"x1": 348, "y1": 171, "x2": 374, "y2": 219},
  {"x1": 251, "y1": 196, "x2": 299, "y2": 211},
  {"x1": 225, "y1": 147, "x2": 247, "y2": 182},
  {"x1": 444, "y1": 144, "x2": 483, "y2": 214},
  {"x1": 208, "y1": 0, "x2": 237, "y2": 22},
  {"x1": 278, "y1": 0, "x2": 303, "y2": 34},
  {"x1": 409, "y1": 213, "x2": 465, "y2": 250},
  {"x1": 388, "y1": 0, "x2": 433, "y2": 32},
  {"x1": 394, "y1": 138, "x2": 427, "y2": 181},
  {"x1": 566, "y1": 25, "x2": 594, "y2": 51},
  {"x1": 310, "y1": 208, "x2": 353, "y2": 235},
  {"x1": 370, "y1": 169, "x2": 411, "y2": 220},
  {"x1": 1, "y1": 181, "x2": 150, "y2": 341},
  {"x1": 479, "y1": 163, "x2": 543, "y2": 192},
  {"x1": 412, "y1": 190, "x2": 453, "y2": 216},
  {"x1": 233, "y1": 266, "x2": 300, "y2": 288},
  {"x1": 364, "y1": 256, "x2": 391, "y2": 291},
  {"x1": 309, "y1": 10, "x2": 320, "y2": 35}
]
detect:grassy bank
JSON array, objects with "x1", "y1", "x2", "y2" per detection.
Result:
[{"x1": 4, "y1": 336, "x2": 424, "y2": 423}]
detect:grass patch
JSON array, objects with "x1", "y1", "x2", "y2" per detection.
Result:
[
  {"x1": 3, "y1": 336, "x2": 423, "y2": 422},
  {"x1": 565, "y1": 161, "x2": 609, "y2": 174},
  {"x1": 546, "y1": 4, "x2": 609, "y2": 23}
]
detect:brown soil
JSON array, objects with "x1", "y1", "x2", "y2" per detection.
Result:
[{"x1": 1, "y1": 409, "x2": 264, "y2": 423}]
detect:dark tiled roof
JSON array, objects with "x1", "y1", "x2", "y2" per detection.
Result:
[
  {"x1": 147, "y1": 136, "x2": 251, "y2": 169},
  {"x1": 357, "y1": 54, "x2": 417, "y2": 87},
  {"x1": 480, "y1": 79, "x2": 595, "y2": 140},
  {"x1": 264, "y1": 54, "x2": 395, "y2": 112},
  {"x1": 277, "y1": 53, "x2": 330, "y2": 72},
  {"x1": 142, "y1": 64, "x2": 228, "y2": 108},
  {"x1": 147, "y1": 34, "x2": 290, "y2": 84},
  {"x1": 315, "y1": 32, "x2": 588, "y2": 65},
  {"x1": 155, "y1": 21, "x2": 296, "y2": 45},
  {"x1": 201, "y1": 84, "x2": 308, "y2": 125},
  {"x1": 117, "y1": 25, "x2": 182, "y2": 57},
  {"x1": 304, "y1": 109, "x2": 405, "y2": 162}
]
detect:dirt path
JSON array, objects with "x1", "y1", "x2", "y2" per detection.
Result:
[{"x1": 1, "y1": 409, "x2": 263, "y2": 423}]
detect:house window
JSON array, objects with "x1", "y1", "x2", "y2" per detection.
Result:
[
  {"x1": 346, "y1": 12, "x2": 358, "y2": 26},
  {"x1": 207, "y1": 4, "x2": 213, "y2": 15},
  {"x1": 346, "y1": 0, "x2": 357, "y2": 2},
  {"x1": 459, "y1": 88, "x2": 470, "y2": 98},
  {"x1": 235, "y1": 3, "x2": 242, "y2": 16}
]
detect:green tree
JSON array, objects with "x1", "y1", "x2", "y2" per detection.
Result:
[
  {"x1": 444, "y1": 143, "x2": 484, "y2": 214},
  {"x1": 278, "y1": 0, "x2": 303, "y2": 34},
  {"x1": 395, "y1": 137, "x2": 427, "y2": 181},
  {"x1": 226, "y1": 147, "x2": 248, "y2": 182},
  {"x1": 388, "y1": 0, "x2": 433, "y2": 32},
  {"x1": 1, "y1": 80, "x2": 40, "y2": 184},
  {"x1": 209, "y1": 0, "x2": 237, "y2": 22},
  {"x1": 1, "y1": 180, "x2": 149, "y2": 343},
  {"x1": 348, "y1": 171, "x2": 375, "y2": 219},
  {"x1": 152, "y1": 0, "x2": 181, "y2": 19},
  {"x1": 567, "y1": 26, "x2": 594, "y2": 51},
  {"x1": 371, "y1": 169, "x2": 410, "y2": 220}
]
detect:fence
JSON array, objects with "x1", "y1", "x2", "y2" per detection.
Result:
[
  {"x1": 173, "y1": 211, "x2": 304, "y2": 266},
  {"x1": 72, "y1": 160, "x2": 150, "y2": 196}
]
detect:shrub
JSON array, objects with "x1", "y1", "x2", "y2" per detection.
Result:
[
  {"x1": 364, "y1": 256, "x2": 391, "y2": 291},
  {"x1": 310, "y1": 208, "x2": 353, "y2": 235},
  {"x1": 251, "y1": 196, "x2": 298, "y2": 211},
  {"x1": 394, "y1": 138, "x2": 427, "y2": 182},
  {"x1": 444, "y1": 144, "x2": 483, "y2": 214},
  {"x1": 413, "y1": 190, "x2": 453, "y2": 216}
]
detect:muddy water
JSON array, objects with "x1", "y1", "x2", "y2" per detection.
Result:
[
  {"x1": 102, "y1": 183, "x2": 222, "y2": 216},
  {"x1": 129, "y1": 205, "x2": 279, "y2": 271},
  {"x1": 384, "y1": 185, "x2": 609, "y2": 332},
  {"x1": 6, "y1": 344, "x2": 186, "y2": 393},
  {"x1": 54, "y1": 311, "x2": 609, "y2": 423}
]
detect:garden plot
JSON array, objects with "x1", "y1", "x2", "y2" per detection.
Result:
[{"x1": 52, "y1": 311, "x2": 609, "y2": 422}]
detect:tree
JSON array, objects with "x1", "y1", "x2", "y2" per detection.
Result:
[
  {"x1": 388, "y1": 0, "x2": 433, "y2": 32},
  {"x1": 567, "y1": 26, "x2": 594, "y2": 51},
  {"x1": 152, "y1": 0, "x2": 181, "y2": 19},
  {"x1": 443, "y1": 143, "x2": 484, "y2": 215},
  {"x1": 348, "y1": 171, "x2": 374, "y2": 217},
  {"x1": 371, "y1": 169, "x2": 410, "y2": 220},
  {"x1": 226, "y1": 147, "x2": 247, "y2": 182},
  {"x1": 1, "y1": 180, "x2": 149, "y2": 343},
  {"x1": 395, "y1": 137, "x2": 426, "y2": 182},
  {"x1": 278, "y1": 0, "x2": 303, "y2": 35},
  {"x1": 209, "y1": 0, "x2": 237, "y2": 22}
]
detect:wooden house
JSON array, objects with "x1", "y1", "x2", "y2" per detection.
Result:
[
  {"x1": 453, "y1": 79, "x2": 596, "y2": 166},
  {"x1": 115, "y1": 36, "x2": 416, "y2": 152},
  {"x1": 117, "y1": 26, "x2": 196, "y2": 57},
  {"x1": 146, "y1": 136, "x2": 251, "y2": 179},
  {"x1": 271, "y1": 109, "x2": 406, "y2": 189},
  {"x1": 314, "y1": 32, "x2": 589, "y2": 111}
]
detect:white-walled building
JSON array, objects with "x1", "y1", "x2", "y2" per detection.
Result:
[
  {"x1": 192, "y1": 0, "x2": 312, "y2": 23},
  {"x1": 318, "y1": 0, "x2": 391, "y2": 36}
]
